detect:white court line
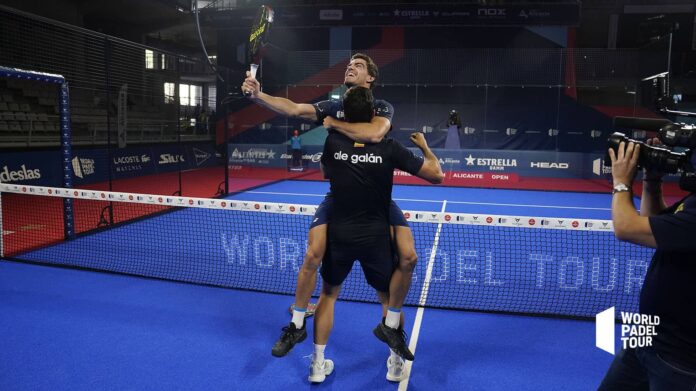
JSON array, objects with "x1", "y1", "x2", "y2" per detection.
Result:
[
  {"x1": 244, "y1": 191, "x2": 611, "y2": 211},
  {"x1": 398, "y1": 200, "x2": 447, "y2": 391}
]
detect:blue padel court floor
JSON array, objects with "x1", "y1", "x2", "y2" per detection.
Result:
[{"x1": 0, "y1": 181, "x2": 634, "y2": 390}]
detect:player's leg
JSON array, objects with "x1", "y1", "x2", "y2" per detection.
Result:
[
  {"x1": 388, "y1": 224, "x2": 416, "y2": 324},
  {"x1": 361, "y1": 241, "x2": 410, "y2": 380},
  {"x1": 371, "y1": 201, "x2": 415, "y2": 360},
  {"x1": 308, "y1": 281, "x2": 340, "y2": 383},
  {"x1": 309, "y1": 245, "x2": 353, "y2": 383},
  {"x1": 272, "y1": 196, "x2": 331, "y2": 357}
]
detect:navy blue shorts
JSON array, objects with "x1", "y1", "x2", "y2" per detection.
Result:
[
  {"x1": 309, "y1": 194, "x2": 408, "y2": 229},
  {"x1": 320, "y1": 236, "x2": 396, "y2": 292}
]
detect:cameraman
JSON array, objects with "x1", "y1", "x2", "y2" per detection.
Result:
[{"x1": 599, "y1": 140, "x2": 696, "y2": 390}]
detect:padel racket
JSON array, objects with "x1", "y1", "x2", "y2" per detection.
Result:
[
  {"x1": 289, "y1": 302, "x2": 317, "y2": 318},
  {"x1": 244, "y1": 5, "x2": 274, "y2": 96}
]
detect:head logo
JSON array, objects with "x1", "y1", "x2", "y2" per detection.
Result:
[
  {"x1": 528, "y1": 218, "x2": 536, "y2": 226},
  {"x1": 289, "y1": 206, "x2": 295, "y2": 212},
  {"x1": 572, "y1": 221, "x2": 579, "y2": 228},
  {"x1": 444, "y1": 214, "x2": 451, "y2": 221},
  {"x1": 404, "y1": 212, "x2": 411, "y2": 219},
  {"x1": 486, "y1": 217, "x2": 493, "y2": 224},
  {"x1": 221, "y1": 202, "x2": 227, "y2": 208},
  {"x1": 254, "y1": 204, "x2": 260, "y2": 210}
]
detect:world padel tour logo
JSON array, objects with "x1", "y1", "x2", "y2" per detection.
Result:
[{"x1": 596, "y1": 307, "x2": 660, "y2": 355}]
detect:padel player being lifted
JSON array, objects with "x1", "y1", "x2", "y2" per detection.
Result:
[
  {"x1": 304, "y1": 86, "x2": 442, "y2": 382},
  {"x1": 241, "y1": 54, "x2": 438, "y2": 365}
]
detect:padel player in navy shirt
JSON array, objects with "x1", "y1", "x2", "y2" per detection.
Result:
[{"x1": 308, "y1": 86, "x2": 443, "y2": 383}]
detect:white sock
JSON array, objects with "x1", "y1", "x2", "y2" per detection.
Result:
[
  {"x1": 390, "y1": 348, "x2": 401, "y2": 361},
  {"x1": 385, "y1": 307, "x2": 401, "y2": 329},
  {"x1": 314, "y1": 344, "x2": 326, "y2": 363},
  {"x1": 291, "y1": 307, "x2": 306, "y2": 329}
]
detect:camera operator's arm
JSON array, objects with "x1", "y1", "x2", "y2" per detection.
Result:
[
  {"x1": 640, "y1": 138, "x2": 668, "y2": 216},
  {"x1": 609, "y1": 142, "x2": 657, "y2": 248}
]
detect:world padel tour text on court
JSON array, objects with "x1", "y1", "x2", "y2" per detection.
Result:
[{"x1": 221, "y1": 233, "x2": 647, "y2": 293}]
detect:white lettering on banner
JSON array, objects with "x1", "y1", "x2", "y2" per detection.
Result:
[
  {"x1": 452, "y1": 173, "x2": 484, "y2": 179},
  {"x1": 478, "y1": 8, "x2": 506, "y2": 17},
  {"x1": 439, "y1": 157, "x2": 462, "y2": 165},
  {"x1": 593, "y1": 158, "x2": 612, "y2": 176},
  {"x1": 193, "y1": 148, "x2": 211, "y2": 166},
  {"x1": 333, "y1": 151, "x2": 383, "y2": 164},
  {"x1": 114, "y1": 156, "x2": 141, "y2": 164},
  {"x1": 464, "y1": 154, "x2": 517, "y2": 171},
  {"x1": 319, "y1": 9, "x2": 343, "y2": 20},
  {"x1": 0, "y1": 165, "x2": 42, "y2": 182},
  {"x1": 230, "y1": 148, "x2": 276, "y2": 160},
  {"x1": 159, "y1": 154, "x2": 185, "y2": 165},
  {"x1": 531, "y1": 162, "x2": 570, "y2": 169},
  {"x1": 71, "y1": 157, "x2": 95, "y2": 179},
  {"x1": 394, "y1": 9, "x2": 430, "y2": 18}
]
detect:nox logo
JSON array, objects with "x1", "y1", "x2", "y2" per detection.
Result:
[{"x1": 478, "y1": 8, "x2": 506, "y2": 16}]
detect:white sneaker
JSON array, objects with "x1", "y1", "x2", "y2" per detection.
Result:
[
  {"x1": 308, "y1": 358, "x2": 334, "y2": 383},
  {"x1": 386, "y1": 355, "x2": 406, "y2": 382}
]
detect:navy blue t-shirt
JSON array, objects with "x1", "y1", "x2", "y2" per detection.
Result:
[
  {"x1": 313, "y1": 98, "x2": 393, "y2": 126},
  {"x1": 320, "y1": 132, "x2": 423, "y2": 245},
  {"x1": 644, "y1": 193, "x2": 696, "y2": 367}
]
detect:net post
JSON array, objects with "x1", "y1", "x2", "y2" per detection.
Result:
[{"x1": 59, "y1": 82, "x2": 75, "y2": 239}]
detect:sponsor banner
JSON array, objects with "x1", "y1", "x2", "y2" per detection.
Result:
[
  {"x1": 229, "y1": 144, "x2": 324, "y2": 168},
  {"x1": 0, "y1": 143, "x2": 218, "y2": 186},
  {"x1": 242, "y1": 4, "x2": 580, "y2": 27},
  {"x1": 427, "y1": 148, "x2": 586, "y2": 179},
  {"x1": 0, "y1": 151, "x2": 62, "y2": 186}
]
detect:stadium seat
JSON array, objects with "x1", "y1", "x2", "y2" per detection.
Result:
[
  {"x1": 14, "y1": 112, "x2": 27, "y2": 121},
  {"x1": 9, "y1": 121, "x2": 20, "y2": 131},
  {"x1": 19, "y1": 103, "x2": 30, "y2": 112},
  {"x1": 0, "y1": 121, "x2": 8, "y2": 131},
  {"x1": 8, "y1": 102, "x2": 19, "y2": 111},
  {"x1": 0, "y1": 102, "x2": 8, "y2": 111}
]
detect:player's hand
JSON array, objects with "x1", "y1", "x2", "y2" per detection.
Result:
[
  {"x1": 323, "y1": 116, "x2": 335, "y2": 129},
  {"x1": 241, "y1": 71, "x2": 260, "y2": 98},
  {"x1": 644, "y1": 137, "x2": 665, "y2": 182},
  {"x1": 608, "y1": 141, "x2": 640, "y2": 186},
  {"x1": 409, "y1": 132, "x2": 428, "y2": 149}
]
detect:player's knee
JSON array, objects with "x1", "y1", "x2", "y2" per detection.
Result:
[
  {"x1": 399, "y1": 251, "x2": 418, "y2": 272},
  {"x1": 303, "y1": 247, "x2": 323, "y2": 270}
]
